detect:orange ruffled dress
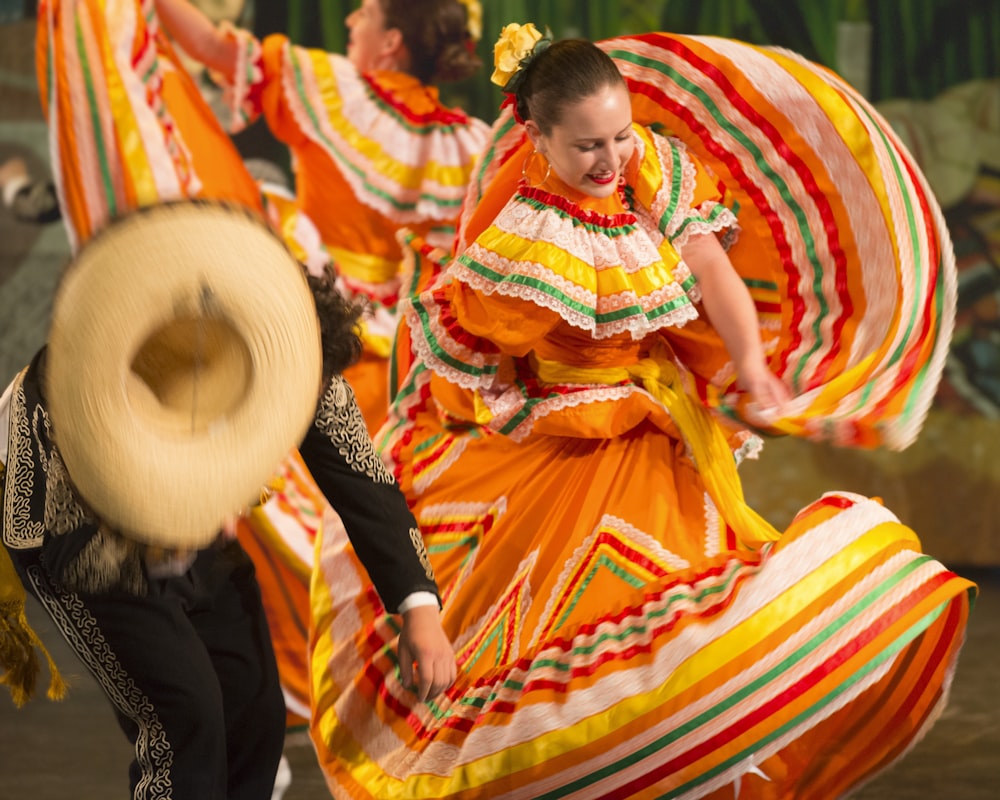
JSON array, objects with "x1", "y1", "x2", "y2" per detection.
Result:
[{"x1": 307, "y1": 34, "x2": 975, "y2": 799}]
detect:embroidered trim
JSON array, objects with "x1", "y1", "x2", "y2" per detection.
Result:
[
  {"x1": 4, "y1": 364, "x2": 148, "y2": 594},
  {"x1": 25, "y1": 562, "x2": 173, "y2": 799},
  {"x1": 409, "y1": 526, "x2": 435, "y2": 581},
  {"x1": 315, "y1": 375, "x2": 395, "y2": 484},
  {"x1": 3, "y1": 376, "x2": 43, "y2": 549},
  {"x1": 35, "y1": 414, "x2": 88, "y2": 538}
]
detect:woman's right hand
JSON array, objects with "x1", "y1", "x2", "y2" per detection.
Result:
[{"x1": 737, "y1": 361, "x2": 791, "y2": 423}]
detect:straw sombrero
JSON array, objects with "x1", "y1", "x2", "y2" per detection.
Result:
[{"x1": 45, "y1": 201, "x2": 322, "y2": 549}]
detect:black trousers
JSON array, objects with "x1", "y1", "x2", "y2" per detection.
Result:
[{"x1": 10, "y1": 539, "x2": 286, "y2": 800}]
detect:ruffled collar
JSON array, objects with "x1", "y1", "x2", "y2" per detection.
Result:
[
  {"x1": 449, "y1": 132, "x2": 702, "y2": 340},
  {"x1": 278, "y1": 49, "x2": 490, "y2": 222},
  {"x1": 360, "y1": 68, "x2": 472, "y2": 127}
]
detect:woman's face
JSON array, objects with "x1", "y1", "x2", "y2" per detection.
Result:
[
  {"x1": 345, "y1": 0, "x2": 395, "y2": 72},
  {"x1": 527, "y1": 83, "x2": 635, "y2": 199}
]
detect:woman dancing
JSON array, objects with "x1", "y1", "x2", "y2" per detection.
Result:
[{"x1": 307, "y1": 24, "x2": 976, "y2": 799}]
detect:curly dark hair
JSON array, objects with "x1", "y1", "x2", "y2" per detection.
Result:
[{"x1": 306, "y1": 265, "x2": 364, "y2": 383}]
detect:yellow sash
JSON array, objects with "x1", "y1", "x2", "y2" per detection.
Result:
[
  {"x1": 327, "y1": 245, "x2": 400, "y2": 285},
  {"x1": 533, "y1": 345, "x2": 780, "y2": 548}
]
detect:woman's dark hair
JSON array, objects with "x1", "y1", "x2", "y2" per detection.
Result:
[
  {"x1": 382, "y1": 0, "x2": 481, "y2": 84},
  {"x1": 514, "y1": 39, "x2": 626, "y2": 134},
  {"x1": 307, "y1": 267, "x2": 364, "y2": 383}
]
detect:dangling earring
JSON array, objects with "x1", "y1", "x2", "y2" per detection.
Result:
[
  {"x1": 522, "y1": 149, "x2": 552, "y2": 188},
  {"x1": 617, "y1": 170, "x2": 631, "y2": 207}
]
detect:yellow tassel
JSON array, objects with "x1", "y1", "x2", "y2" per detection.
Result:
[{"x1": 1, "y1": 600, "x2": 69, "y2": 707}]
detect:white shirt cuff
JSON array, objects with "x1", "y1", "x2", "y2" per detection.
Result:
[{"x1": 397, "y1": 591, "x2": 440, "y2": 614}]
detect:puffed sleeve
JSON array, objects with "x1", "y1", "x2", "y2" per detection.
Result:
[
  {"x1": 449, "y1": 280, "x2": 563, "y2": 358},
  {"x1": 298, "y1": 374, "x2": 439, "y2": 612},
  {"x1": 631, "y1": 125, "x2": 739, "y2": 252},
  {"x1": 214, "y1": 28, "x2": 308, "y2": 149}
]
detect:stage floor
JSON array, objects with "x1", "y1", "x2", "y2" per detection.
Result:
[{"x1": 1, "y1": 569, "x2": 997, "y2": 799}]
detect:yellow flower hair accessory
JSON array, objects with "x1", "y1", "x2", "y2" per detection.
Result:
[
  {"x1": 490, "y1": 22, "x2": 552, "y2": 93},
  {"x1": 457, "y1": 0, "x2": 483, "y2": 43}
]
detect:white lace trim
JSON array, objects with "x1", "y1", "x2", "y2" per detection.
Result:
[
  {"x1": 733, "y1": 431, "x2": 764, "y2": 464},
  {"x1": 703, "y1": 492, "x2": 723, "y2": 557},
  {"x1": 217, "y1": 22, "x2": 263, "y2": 135},
  {"x1": 530, "y1": 512, "x2": 690, "y2": 649},
  {"x1": 402, "y1": 295, "x2": 503, "y2": 392},
  {"x1": 485, "y1": 384, "x2": 639, "y2": 442},
  {"x1": 491, "y1": 198, "x2": 662, "y2": 273},
  {"x1": 450, "y1": 548, "x2": 537, "y2": 663},
  {"x1": 412, "y1": 431, "x2": 469, "y2": 496},
  {"x1": 404, "y1": 292, "x2": 666, "y2": 440},
  {"x1": 645, "y1": 132, "x2": 739, "y2": 252},
  {"x1": 651, "y1": 134, "x2": 701, "y2": 239},
  {"x1": 278, "y1": 49, "x2": 489, "y2": 223},
  {"x1": 671, "y1": 200, "x2": 741, "y2": 254},
  {"x1": 453, "y1": 260, "x2": 700, "y2": 342}
]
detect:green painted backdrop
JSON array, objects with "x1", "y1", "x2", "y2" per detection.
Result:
[{"x1": 257, "y1": 0, "x2": 998, "y2": 120}]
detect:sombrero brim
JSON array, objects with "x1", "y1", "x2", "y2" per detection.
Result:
[{"x1": 46, "y1": 201, "x2": 322, "y2": 549}]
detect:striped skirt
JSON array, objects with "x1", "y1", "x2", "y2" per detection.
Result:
[{"x1": 310, "y1": 411, "x2": 973, "y2": 798}]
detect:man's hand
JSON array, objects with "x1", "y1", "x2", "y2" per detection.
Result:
[{"x1": 397, "y1": 605, "x2": 457, "y2": 702}]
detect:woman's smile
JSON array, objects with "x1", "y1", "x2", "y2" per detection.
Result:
[{"x1": 587, "y1": 170, "x2": 617, "y2": 186}]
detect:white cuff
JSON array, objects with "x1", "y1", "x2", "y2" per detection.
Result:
[{"x1": 397, "y1": 591, "x2": 440, "y2": 614}]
